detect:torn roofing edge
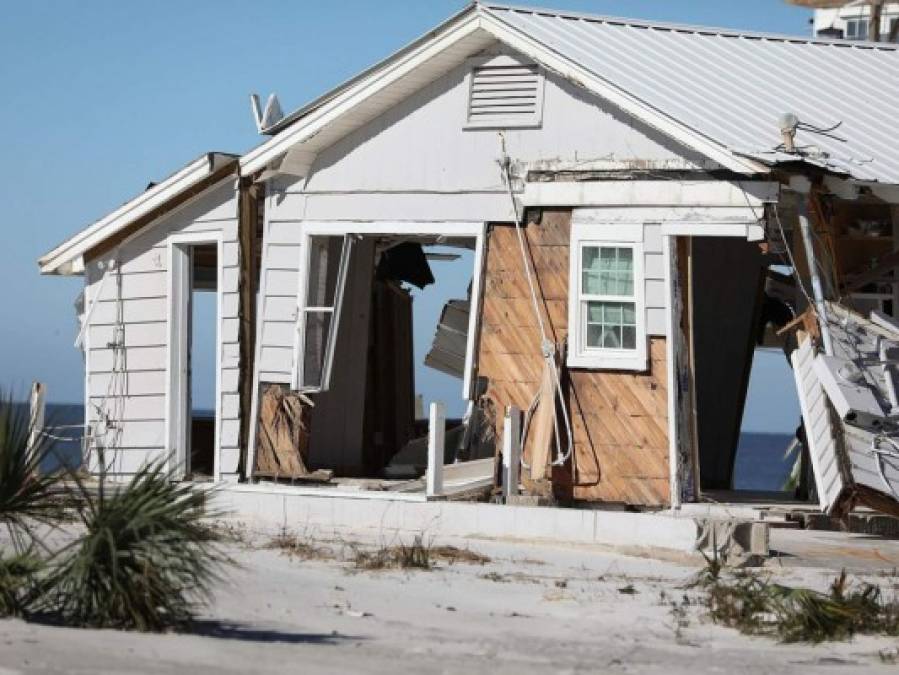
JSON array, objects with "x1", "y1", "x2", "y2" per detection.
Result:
[{"x1": 38, "y1": 152, "x2": 239, "y2": 276}]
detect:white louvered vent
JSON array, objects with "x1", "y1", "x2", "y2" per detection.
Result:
[{"x1": 466, "y1": 60, "x2": 544, "y2": 128}]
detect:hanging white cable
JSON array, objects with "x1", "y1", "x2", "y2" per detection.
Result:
[{"x1": 497, "y1": 135, "x2": 573, "y2": 467}]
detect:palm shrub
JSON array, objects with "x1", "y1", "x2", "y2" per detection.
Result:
[
  {"x1": 44, "y1": 459, "x2": 229, "y2": 631},
  {"x1": 0, "y1": 393, "x2": 65, "y2": 550},
  {"x1": 0, "y1": 551, "x2": 43, "y2": 616},
  {"x1": 0, "y1": 393, "x2": 64, "y2": 616}
]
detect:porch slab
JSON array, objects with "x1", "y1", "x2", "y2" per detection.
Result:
[{"x1": 213, "y1": 484, "x2": 762, "y2": 556}]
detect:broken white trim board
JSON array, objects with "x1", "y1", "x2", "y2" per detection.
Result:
[{"x1": 792, "y1": 339, "x2": 845, "y2": 514}]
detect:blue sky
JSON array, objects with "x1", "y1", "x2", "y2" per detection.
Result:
[{"x1": 0, "y1": 1, "x2": 810, "y2": 429}]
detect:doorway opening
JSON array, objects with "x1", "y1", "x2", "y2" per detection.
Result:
[
  {"x1": 188, "y1": 244, "x2": 218, "y2": 479},
  {"x1": 168, "y1": 238, "x2": 220, "y2": 481}
]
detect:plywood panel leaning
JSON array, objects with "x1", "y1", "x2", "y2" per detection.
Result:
[{"x1": 253, "y1": 383, "x2": 313, "y2": 478}]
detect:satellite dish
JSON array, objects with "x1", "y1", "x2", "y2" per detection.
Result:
[{"x1": 250, "y1": 93, "x2": 285, "y2": 134}]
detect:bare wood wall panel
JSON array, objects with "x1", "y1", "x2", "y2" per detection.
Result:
[{"x1": 475, "y1": 210, "x2": 669, "y2": 506}]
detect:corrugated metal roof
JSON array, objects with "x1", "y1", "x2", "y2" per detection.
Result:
[{"x1": 482, "y1": 3, "x2": 899, "y2": 184}]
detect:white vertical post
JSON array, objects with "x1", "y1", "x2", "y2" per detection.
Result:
[
  {"x1": 663, "y1": 235, "x2": 681, "y2": 511},
  {"x1": 426, "y1": 401, "x2": 446, "y2": 497},
  {"x1": 502, "y1": 405, "x2": 521, "y2": 501},
  {"x1": 29, "y1": 381, "x2": 46, "y2": 451}
]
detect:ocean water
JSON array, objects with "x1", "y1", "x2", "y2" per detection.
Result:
[
  {"x1": 732, "y1": 431, "x2": 796, "y2": 491},
  {"x1": 40, "y1": 403, "x2": 85, "y2": 472}
]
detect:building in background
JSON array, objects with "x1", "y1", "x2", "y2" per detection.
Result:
[{"x1": 789, "y1": 0, "x2": 899, "y2": 41}]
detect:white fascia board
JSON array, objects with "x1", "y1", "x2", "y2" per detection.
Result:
[
  {"x1": 240, "y1": 15, "x2": 485, "y2": 176},
  {"x1": 661, "y1": 222, "x2": 765, "y2": 241},
  {"x1": 477, "y1": 12, "x2": 770, "y2": 177},
  {"x1": 39, "y1": 153, "x2": 236, "y2": 276},
  {"x1": 522, "y1": 180, "x2": 778, "y2": 208},
  {"x1": 299, "y1": 220, "x2": 485, "y2": 237}
]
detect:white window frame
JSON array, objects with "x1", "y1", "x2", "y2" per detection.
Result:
[
  {"x1": 845, "y1": 16, "x2": 869, "y2": 40},
  {"x1": 292, "y1": 234, "x2": 354, "y2": 393},
  {"x1": 290, "y1": 221, "x2": 487, "y2": 398},
  {"x1": 567, "y1": 232, "x2": 647, "y2": 371},
  {"x1": 462, "y1": 54, "x2": 545, "y2": 130}
]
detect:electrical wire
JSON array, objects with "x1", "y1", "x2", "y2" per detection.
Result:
[{"x1": 497, "y1": 135, "x2": 573, "y2": 469}]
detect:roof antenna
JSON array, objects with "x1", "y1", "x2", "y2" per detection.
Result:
[
  {"x1": 779, "y1": 112, "x2": 799, "y2": 153},
  {"x1": 250, "y1": 93, "x2": 285, "y2": 134}
]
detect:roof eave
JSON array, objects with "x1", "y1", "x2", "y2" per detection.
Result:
[{"x1": 38, "y1": 152, "x2": 239, "y2": 276}]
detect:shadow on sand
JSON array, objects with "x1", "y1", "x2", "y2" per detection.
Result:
[{"x1": 190, "y1": 620, "x2": 362, "y2": 645}]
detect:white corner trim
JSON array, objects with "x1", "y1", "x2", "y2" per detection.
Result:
[
  {"x1": 462, "y1": 223, "x2": 488, "y2": 399},
  {"x1": 663, "y1": 235, "x2": 680, "y2": 510}
]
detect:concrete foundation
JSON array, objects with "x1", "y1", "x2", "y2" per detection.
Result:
[{"x1": 214, "y1": 484, "x2": 769, "y2": 556}]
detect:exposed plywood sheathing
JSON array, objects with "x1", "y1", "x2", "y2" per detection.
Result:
[{"x1": 476, "y1": 209, "x2": 669, "y2": 506}]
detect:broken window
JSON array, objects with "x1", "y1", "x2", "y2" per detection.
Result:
[
  {"x1": 568, "y1": 233, "x2": 646, "y2": 370},
  {"x1": 293, "y1": 234, "x2": 353, "y2": 391}
]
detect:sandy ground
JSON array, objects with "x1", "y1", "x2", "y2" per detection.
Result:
[{"x1": 2, "y1": 524, "x2": 899, "y2": 675}]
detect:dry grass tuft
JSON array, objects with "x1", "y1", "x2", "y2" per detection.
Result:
[
  {"x1": 429, "y1": 545, "x2": 490, "y2": 566},
  {"x1": 266, "y1": 528, "x2": 333, "y2": 561},
  {"x1": 352, "y1": 535, "x2": 433, "y2": 571}
]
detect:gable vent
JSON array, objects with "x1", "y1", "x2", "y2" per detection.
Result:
[{"x1": 466, "y1": 62, "x2": 544, "y2": 128}]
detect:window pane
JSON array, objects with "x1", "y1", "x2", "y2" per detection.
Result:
[
  {"x1": 602, "y1": 325, "x2": 622, "y2": 349},
  {"x1": 306, "y1": 236, "x2": 343, "y2": 307},
  {"x1": 302, "y1": 311, "x2": 332, "y2": 388},
  {"x1": 584, "y1": 300, "x2": 637, "y2": 351},
  {"x1": 604, "y1": 303, "x2": 623, "y2": 324},
  {"x1": 582, "y1": 245, "x2": 634, "y2": 296}
]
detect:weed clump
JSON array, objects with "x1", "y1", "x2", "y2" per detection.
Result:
[
  {"x1": 353, "y1": 534, "x2": 433, "y2": 571},
  {"x1": 266, "y1": 528, "x2": 332, "y2": 560},
  {"x1": 698, "y1": 566, "x2": 899, "y2": 643}
]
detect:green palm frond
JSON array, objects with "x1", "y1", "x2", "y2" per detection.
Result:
[
  {"x1": 44, "y1": 459, "x2": 229, "y2": 631},
  {"x1": 0, "y1": 393, "x2": 66, "y2": 550}
]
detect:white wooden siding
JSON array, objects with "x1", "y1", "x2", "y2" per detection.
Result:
[
  {"x1": 84, "y1": 181, "x2": 240, "y2": 478},
  {"x1": 255, "y1": 48, "x2": 705, "y2": 382},
  {"x1": 791, "y1": 338, "x2": 844, "y2": 513},
  {"x1": 302, "y1": 55, "x2": 705, "y2": 194}
]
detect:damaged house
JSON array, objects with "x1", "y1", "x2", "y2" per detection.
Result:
[{"x1": 37, "y1": 3, "x2": 899, "y2": 518}]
